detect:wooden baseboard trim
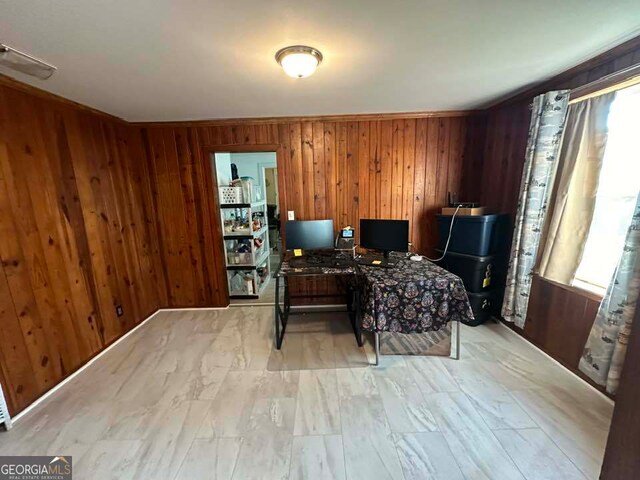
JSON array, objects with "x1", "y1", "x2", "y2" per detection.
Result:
[
  {"x1": 11, "y1": 308, "x2": 163, "y2": 424},
  {"x1": 497, "y1": 319, "x2": 613, "y2": 402}
]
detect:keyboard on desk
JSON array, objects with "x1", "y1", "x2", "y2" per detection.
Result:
[
  {"x1": 287, "y1": 251, "x2": 354, "y2": 269},
  {"x1": 355, "y1": 255, "x2": 398, "y2": 269}
]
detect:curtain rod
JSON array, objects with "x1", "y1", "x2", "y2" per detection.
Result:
[{"x1": 570, "y1": 63, "x2": 640, "y2": 103}]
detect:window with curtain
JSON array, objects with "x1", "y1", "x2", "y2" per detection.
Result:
[{"x1": 572, "y1": 84, "x2": 640, "y2": 295}]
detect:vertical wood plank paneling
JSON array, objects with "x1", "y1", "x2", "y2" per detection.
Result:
[
  {"x1": 346, "y1": 122, "x2": 359, "y2": 231},
  {"x1": 336, "y1": 123, "x2": 348, "y2": 226},
  {"x1": 301, "y1": 122, "x2": 315, "y2": 219},
  {"x1": 0, "y1": 83, "x2": 165, "y2": 415},
  {"x1": 379, "y1": 120, "x2": 393, "y2": 219},
  {"x1": 446, "y1": 117, "x2": 463, "y2": 198},
  {"x1": 175, "y1": 127, "x2": 207, "y2": 305},
  {"x1": 277, "y1": 123, "x2": 292, "y2": 221},
  {"x1": 312, "y1": 122, "x2": 326, "y2": 219},
  {"x1": 324, "y1": 123, "x2": 337, "y2": 230},
  {"x1": 368, "y1": 121, "x2": 381, "y2": 219},
  {"x1": 6, "y1": 93, "x2": 82, "y2": 376},
  {"x1": 402, "y1": 119, "x2": 416, "y2": 242},
  {"x1": 289, "y1": 123, "x2": 304, "y2": 218},
  {"x1": 412, "y1": 119, "x2": 428, "y2": 254},
  {"x1": 390, "y1": 119, "x2": 404, "y2": 219},
  {"x1": 0, "y1": 260, "x2": 37, "y2": 411},
  {"x1": 0, "y1": 141, "x2": 53, "y2": 404},
  {"x1": 357, "y1": 122, "x2": 370, "y2": 226},
  {"x1": 142, "y1": 115, "x2": 484, "y2": 305}
]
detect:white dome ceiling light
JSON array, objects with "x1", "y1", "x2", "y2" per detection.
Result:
[{"x1": 275, "y1": 45, "x2": 323, "y2": 79}]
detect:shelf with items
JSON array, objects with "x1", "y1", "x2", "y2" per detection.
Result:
[
  {"x1": 226, "y1": 264, "x2": 270, "y2": 299},
  {"x1": 256, "y1": 253, "x2": 271, "y2": 294},
  {"x1": 224, "y1": 238, "x2": 253, "y2": 267},
  {"x1": 223, "y1": 225, "x2": 268, "y2": 240},
  {"x1": 227, "y1": 269, "x2": 260, "y2": 298},
  {"x1": 224, "y1": 229, "x2": 269, "y2": 268},
  {"x1": 220, "y1": 203, "x2": 268, "y2": 237},
  {"x1": 220, "y1": 200, "x2": 266, "y2": 210},
  {"x1": 219, "y1": 192, "x2": 270, "y2": 298}
]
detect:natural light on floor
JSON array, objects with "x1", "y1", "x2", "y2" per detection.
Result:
[{"x1": 573, "y1": 83, "x2": 640, "y2": 296}]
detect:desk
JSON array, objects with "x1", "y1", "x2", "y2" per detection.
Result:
[
  {"x1": 273, "y1": 255, "x2": 362, "y2": 349},
  {"x1": 359, "y1": 253, "x2": 474, "y2": 364},
  {"x1": 274, "y1": 252, "x2": 474, "y2": 365}
]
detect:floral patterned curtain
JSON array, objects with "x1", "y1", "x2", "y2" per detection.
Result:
[
  {"x1": 579, "y1": 192, "x2": 640, "y2": 394},
  {"x1": 502, "y1": 91, "x2": 570, "y2": 328}
]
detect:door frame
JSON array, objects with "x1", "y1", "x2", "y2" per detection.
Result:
[{"x1": 201, "y1": 144, "x2": 285, "y2": 306}]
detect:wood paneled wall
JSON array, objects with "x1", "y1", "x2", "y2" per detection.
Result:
[
  {"x1": 523, "y1": 275, "x2": 601, "y2": 373},
  {"x1": 138, "y1": 115, "x2": 485, "y2": 305},
  {"x1": 480, "y1": 36, "x2": 640, "y2": 386},
  {"x1": 137, "y1": 126, "x2": 228, "y2": 308},
  {"x1": 600, "y1": 297, "x2": 640, "y2": 480},
  {"x1": 0, "y1": 82, "x2": 166, "y2": 414}
]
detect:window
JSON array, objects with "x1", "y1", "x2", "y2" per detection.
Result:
[{"x1": 572, "y1": 84, "x2": 640, "y2": 295}]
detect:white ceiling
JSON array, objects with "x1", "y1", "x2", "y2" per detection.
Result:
[{"x1": 2, "y1": 1, "x2": 640, "y2": 122}]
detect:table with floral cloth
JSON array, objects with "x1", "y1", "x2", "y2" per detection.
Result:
[{"x1": 359, "y1": 253, "x2": 474, "y2": 336}]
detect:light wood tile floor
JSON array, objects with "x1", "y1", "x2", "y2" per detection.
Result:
[{"x1": 0, "y1": 307, "x2": 613, "y2": 480}]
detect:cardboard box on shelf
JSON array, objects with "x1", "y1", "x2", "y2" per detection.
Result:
[{"x1": 441, "y1": 206, "x2": 486, "y2": 216}]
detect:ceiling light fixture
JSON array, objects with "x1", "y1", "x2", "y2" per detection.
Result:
[
  {"x1": 275, "y1": 45, "x2": 323, "y2": 78},
  {"x1": 0, "y1": 44, "x2": 56, "y2": 79}
]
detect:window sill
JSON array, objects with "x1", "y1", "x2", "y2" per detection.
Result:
[
  {"x1": 533, "y1": 274, "x2": 604, "y2": 303},
  {"x1": 572, "y1": 278, "x2": 607, "y2": 298}
]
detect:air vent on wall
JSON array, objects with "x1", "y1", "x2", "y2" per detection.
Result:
[{"x1": 0, "y1": 43, "x2": 56, "y2": 80}]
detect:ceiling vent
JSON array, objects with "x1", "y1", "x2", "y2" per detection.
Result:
[{"x1": 0, "y1": 43, "x2": 56, "y2": 80}]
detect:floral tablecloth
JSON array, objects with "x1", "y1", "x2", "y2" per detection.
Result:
[{"x1": 359, "y1": 254, "x2": 474, "y2": 333}]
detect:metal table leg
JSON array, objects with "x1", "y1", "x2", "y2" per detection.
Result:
[
  {"x1": 354, "y1": 290, "x2": 363, "y2": 347},
  {"x1": 274, "y1": 274, "x2": 281, "y2": 349},
  {"x1": 455, "y1": 320, "x2": 461, "y2": 360},
  {"x1": 348, "y1": 287, "x2": 364, "y2": 347},
  {"x1": 274, "y1": 274, "x2": 290, "y2": 349},
  {"x1": 284, "y1": 276, "x2": 290, "y2": 314},
  {"x1": 374, "y1": 332, "x2": 380, "y2": 366}
]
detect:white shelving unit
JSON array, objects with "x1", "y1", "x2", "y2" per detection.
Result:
[{"x1": 220, "y1": 199, "x2": 271, "y2": 299}]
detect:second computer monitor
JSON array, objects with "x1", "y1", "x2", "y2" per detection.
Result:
[
  {"x1": 285, "y1": 220, "x2": 335, "y2": 250},
  {"x1": 360, "y1": 219, "x2": 409, "y2": 257}
]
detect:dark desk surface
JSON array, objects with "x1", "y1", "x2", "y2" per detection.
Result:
[
  {"x1": 358, "y1": 253, "x2": 474, "y2": 334},
  {"x1": 276, "y1": 253, "x2": 358, "y2": 277}
]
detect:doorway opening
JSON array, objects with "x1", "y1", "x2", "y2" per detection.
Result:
[{"x1": 212, "y1": 151, "x2": 280, "y2": 305}]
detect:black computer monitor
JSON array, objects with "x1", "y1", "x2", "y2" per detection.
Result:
[
  {"x1": 285, "y1": 220, "x2": 334, "y2": 250},
  {"x1": 360, "y1": 219, "x2": 409, "y2": 258}
]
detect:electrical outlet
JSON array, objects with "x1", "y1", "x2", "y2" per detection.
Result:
[
  {"x1": 115, "y1": 305, "x2": 124, "y2": 317},
  {"x1": 287, "y1": 210, "x2": 295, "y2": 221}
]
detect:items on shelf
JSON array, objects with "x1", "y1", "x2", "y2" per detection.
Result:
[
  {"x1": 243, "y1": 275, "x2": 255, "y2": 295},
  {"x1": 225, "y1": 239, "x2": 253, "y2": 264},
  {"x1": 228, "y1": 271, "x2": 256, "y2": 295},
  {"x1": 219, "y1": 186, "x2": 243, "y2": 204},
  {"x1": 222, "y1": 210, "x2": 251, "y2": 234},
  {"x1": 219, "y1": 196, "x2": 271, "y2": 298},
  {"x1": 219, "y1": 178, "x2": 261, "y2": 205},
  {"x1": 257, "y1": 265, "x2": 269, "y2": 286}
]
